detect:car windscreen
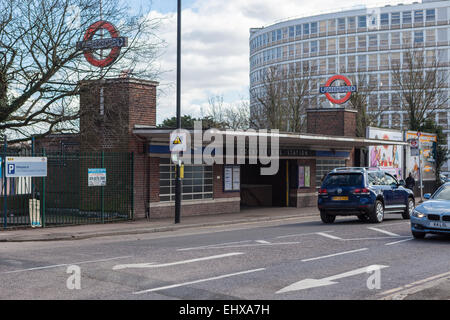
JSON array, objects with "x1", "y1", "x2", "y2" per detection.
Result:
[
  {"x1": 433, "y1": 186, "x2": 450, "y2": 201},
  {"x1": 322, "y1": 173, "x2": 363, "y2": 187}
]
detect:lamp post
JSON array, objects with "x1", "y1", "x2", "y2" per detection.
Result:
[{"x1": 174, "y1": 0, "x2": 182, "y2": 224}]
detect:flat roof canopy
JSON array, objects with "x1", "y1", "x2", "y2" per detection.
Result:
[{"x1": 133, "y1": 126, "x2": 408, "y2": 149}]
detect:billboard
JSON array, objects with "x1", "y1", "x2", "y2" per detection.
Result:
[
  {"x1": 405, "y1": 131, "x2": 437, "y2": 181},
  {"x1": 367, "y1": 127, "x2": 404, "y2": 179}
]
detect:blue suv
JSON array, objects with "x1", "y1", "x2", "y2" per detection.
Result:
[{"x1": 318, "y1": 167, "x2": 415, "y2": 224}]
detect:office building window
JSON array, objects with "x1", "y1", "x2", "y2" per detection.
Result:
[
  {"x1": 296, "y1": 25, "x2": 302, "y2": 36},
  {"x1": 316, "y1": 159, "x2": 346, "y2": 187},
  {"x1": 391, "y1": 32, "x2": 400, "y2": 46},
  {"x1": 159, "y1": 158, "x2": 213, "y2": 202},
  {"x1": 328, "y1": 19, "x2": 336, "y2": 33},
  {"x1": 303, "y1": 23, "x2": 310, "y2": 35},
  {"x1": 348, "y1": 17, "x2": 356, "y2": 29},
  {"x1": 311, "y1": 22, "x2": 318, "y2": 34},
  {"x1": 277, "y1": 29, "x2": 282, "y2": 41},
  {"x1": 358, "y1": 16, "x2": 367, "y2": 28},
  {"x1": 358, "y1": 55, "x2": 367, "y2": 71},
  {"x1": 380, "y1": 33, "x2": 389, "y2": 47},
  {"x1": 380, "y1": 13, "x2": 389, "y2": 26},
  {"x1": 328, "y1": 38, "x2": 336, "y2": 51},
  {"x1": 358, "y1": 35, "x2": 366, "y2": 49},
  {"x1": 426, "y1": 9, "x2": 435, "y2": 22},
  {"x1": 403, "y1": 11, "x2": 412, "y2": 24},
  {"x1": 338, "y1": 18, "x2": 346, "y2": 31},
  {"x1": 311, "y1": 40, "x2": 318, "y2": 53},
  {"x1": 391, "y1": 12, "x2": 400, "y2": 25},
  {"x1": 414, "y1": 10, "x2": 424, "y2": 23},
  {"x1": 414, "y1": 31, "x2": 424, "y2": 44},
  {"x1": 289, "y1": 26, "x2": 295, "y2": 38},
  {"x1": 369, "y1": 34, "x2": 378, "y2": 48}
]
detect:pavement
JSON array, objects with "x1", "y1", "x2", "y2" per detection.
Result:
[{"x1": 0, "y1": 206, "x2": 318, "y2": 242}]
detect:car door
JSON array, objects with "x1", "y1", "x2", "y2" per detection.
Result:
[
  {"x1": 384, "y1": 173, "x2": 405, "y2": 208},
  {"x1": 378, "y1": 172, "x2": 395, "y2": 207}
]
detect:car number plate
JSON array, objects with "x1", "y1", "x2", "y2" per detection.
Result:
[
  {"x1": 332, "y1": 196, "x2": 349, "y2": 201},
  {"x1": 430, "y1": 221, "x2": 450, "y2": 229}
]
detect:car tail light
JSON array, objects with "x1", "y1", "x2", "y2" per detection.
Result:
[
  {"x1": 319, "y1": 188, "x2": 328, "y2": 195},
  {"x1": 353, "y1": 188, "x2": 370, "y2": 195}
]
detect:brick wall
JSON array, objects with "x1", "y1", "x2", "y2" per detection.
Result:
[
  {"x1": 306, "y1": 108, "x2": 357, "y2": 137},
  {"x1": 289, "y1": 159, "x2": 318, "y2": 208}
]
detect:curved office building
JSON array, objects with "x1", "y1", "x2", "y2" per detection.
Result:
[{"x1": 249, "y1": 0, "x2": 450, "y2": 174}]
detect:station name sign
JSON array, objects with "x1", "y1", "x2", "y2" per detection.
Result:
[
  {"x1": 76, "y1": 37, "x2": 128, "y2": 51},
  {"x1": 320, "y1": 75, "x2": 357, "y2": 105}
]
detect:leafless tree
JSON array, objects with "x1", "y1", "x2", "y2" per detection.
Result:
[
  {"x1": 391, "y1": 47, "x2": 449, "y2": 131},
  {"x1": 0, "y1": 0, "x2": 164, "y2": 143},
  {"x1": 205, "y1": 95, "x2": 250, "y2": 130}
]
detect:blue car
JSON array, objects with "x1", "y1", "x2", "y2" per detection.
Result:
[
  {"x1": 318, "y1": 167, "x2": 415, "y2": 224},
  {"x1": 410, "y1": 182, "x2": 450, "y2": 239}
]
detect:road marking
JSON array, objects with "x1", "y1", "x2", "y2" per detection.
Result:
[
  {"x1": 112, "y1": 252, "x2": 243, "y2": 270},
  {"x1": 133, "y1": 268, "x2": 266, "y2": 294},
  {"x1": 178, "y1": 240, "x2": 253, "y2": 251},
  {"x1": 183, "y1": 242, "x2": 302, "y2": 250},
  {"x1": 256, "y1": 240, "x2": 271, "y2": 244},
  {"x1": 1, "y1": 256, "x2": 132, "y2": 274},
  {"x1": 276, "y1": 231, "x2": 334, "y2": 239},
  {"x1": 379, "y1": 270, "x2": 450, "y2": 300},
  {"x1": 276, "y1": 265, "x2": 389, "y2": 294},
  {"x1": 301, "y1": 248, "x2": 368, "y2": 262},
  {"x1": 316, "y1": 232, "x2": 343, "y2": 240},
  {"x1": 367, "y1": 227, "x2": 401, "y2": 237},
  {"x1": 385, "y1": 237, "x2": 414, "y2": 246},
  {"x1": 343, "y1": 236, "x2": 410, "y2": 241}
]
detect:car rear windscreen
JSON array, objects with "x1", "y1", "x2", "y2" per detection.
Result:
[{"x1": 323, "y1": 173, "x2": 363, "y2": 187}]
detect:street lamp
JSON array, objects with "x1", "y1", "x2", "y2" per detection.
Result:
[{"x1": 175, "y1": 0, "x2": 182, "y2": 224}]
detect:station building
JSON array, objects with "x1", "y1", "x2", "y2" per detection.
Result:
[{"x1": 38, "y1": 77, "x2": 405, "y2": 220}]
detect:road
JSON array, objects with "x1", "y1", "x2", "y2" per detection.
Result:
[{"x1": 1, "y1": 214, "x2": 450, "y2": 300}]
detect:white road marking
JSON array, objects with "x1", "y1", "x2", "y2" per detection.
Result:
[
  {"x1": 178, "y1": 240, "x2": 253, "y2": 251},
  {"x1": 255, "y1": 240, "x2": 271, "y2": 244},
  {"x1": 133, "y1": 268, "x2": 266, "y2": 294},
  {"x1": 276, "y1": 231, "x2": 334, "y2": 239},
  {"x1": 301, "y1": 248, "x2": 368, "y2": 262},
  {"x1": 112, "y1": 252, "x2": 243, "y2": 270},
  {"x1": 276, "y1": 265, "x2": 389, "y2": 294},
  {"x1": 343, "y1": 236, "x2": 410, "y2": 241},
  {"x1": 367, "y1": 227, "x2": 401, "y2": 237},
  {"x1": 182, "y1": 242, "x2": 301, "y2": 250},
  {"x1": 385, "y1": 238, "x2": 414, "y2": 246},
  {"x1": 1, "y1": 256, "x2": 132, "y2": 274},
  {"x1": 316, "y1": 232, "x2": 343, "y2": 240}
]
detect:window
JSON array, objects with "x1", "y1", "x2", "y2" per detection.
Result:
[
  {"x1": 348, "y1": 55, "x2": 356, "y2": 70},
  {"x1": 289, "y1": 44, "x2": 295, "y2": 57},
  {"x1": 402, "y1": 11, "x2": 412, "y2": 24},
  {"x1": 310, "y1": 40, "x2": 318, "y2": 53},
  {"x1": 369, "y1": 34, "x2": 378, "y2": 47},
  {"x1": 296, "y1": 25, "x2": 302, "y2": 36},
  {"x1": 303, "y1": 23, "x2": 310, "y2": 35},
  {"x1": 303, "y1": 42, "x2": 309, "y2": 54},
  {"x1": 271, "y1": 30, "x2": 276, "y2": 42},
  {"x1": 380, "y1": 13, "x2": 389, "y2": 26},
  {"x1": 369, "y1": 54, "x2": 378, "y2": 68},
  {"x1": 328, "y1": 38, "x2": 336, "y2": 51},
  {"x1": 403, "y1": 31, "x2": 412, "y2": 46},
  {"x1": 159, "y1": 158, "x2": 213, "y2": 202},
  {"x1": 319, "y1": 20, "x2": 327, "y2": 33},
  {"x1": 289, "y1": 26, "x2": 295, "y2": 38},
  {"x1": 338, "y1": 18, "x2": 346, "y2": 31},
  {"x1": 316, "y1": 159, "x2": 346, "y2": 187},
  {"x1": 348, "y1": 17, "x2": 356, "y2": 29},
  {"x1": 426, "y1": 29, "x2": 436, "y2": 43},
  {"x1": 328, "y1": 57, "x2": 336, "y2": 72},
  {"x1": 414, "y1": 10, "x2": 423, "y2": 23},
  {"x1": 384, "y1": 174, "x2": 397, "y2": 186},
  {"x1": 311, "y1": 22, "x2": 318, "y2": 34},
  {"x1": 358, "y1": 35, "x2": 366, "y2": 49},
  {"x1": 426, "y1": 9, "x2": 435, "y2": 22},
  {"x1": 358, "y1": 55, "x2": 367, "y2": 70},
  {"x1": 358, "y1": 16, "x2": 367, "y2": 28},
  {"x1": 414, "y1": 31, "x2": 424, "y2": 44},
  {"x1": 380, "y1": 33, "x2": 389, "y2": 47},
  {"x1": 277, "y1": 29, "x2": 282, "y2": 41},
  {"x1": 391, "y1": 32, "x2": 400, "y2": 46},
  {"x1": 391, "y1": 12, "x2": 400, "y2": 25},
  {"x1": 348, "y1": 36, "x2": 356, "y2": 49},
  {"x1": 328, "y1": 19, "x2": 336, "y2": 33},
  {"x1": 339, "y1": 37, "x2": 346, "y2": 51},
  {"x1": 320, "y1": 39, "x2": 327, "y2": 53}
]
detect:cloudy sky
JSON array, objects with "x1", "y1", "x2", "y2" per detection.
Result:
[{"x1": 128, "y1": 0, "x2": 417, "y2": 123}]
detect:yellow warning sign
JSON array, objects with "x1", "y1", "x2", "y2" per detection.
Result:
[{"x1": 173, "y1": 136, "x2": 182, "y2": 145}]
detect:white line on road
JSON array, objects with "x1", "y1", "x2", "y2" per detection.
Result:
[
  {"x1": 316, "y1": 232, "x2": 343, "y2": 240},
  {"x1": 133, "y1": 268, "x2": 266, "y2": 294},
  {"x1": 342, "y1": 236, "x2": 410, "y2": 241},
  {"x1": 367, "y1": 227, "x2": 401, "y2": 237},
  {"x1": 1, "y1": 256, "x2": 132, "y2": 274},
  {"x1": 255, "y1": 240, "x2": 271, "y2": 244},
  {"x1": 385, "y1": 238, "x2": 414, "y2": 246},
  {"x1": 301, "y1": 248, "x2": 368, "y2": 262},
  {"x1": 276, "y1": 231, "x2": 334, "y2": 239},
  {"x1": 177, "y1": 240, "x2": 253, "y2": 251},
  {"x1": 113, "y1": 252, "x2": 243, "y2": 270}
]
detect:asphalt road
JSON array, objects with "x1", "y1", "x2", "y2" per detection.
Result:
[{"x1": 1, "y1": 213, "x2": 450, "y2": 300}]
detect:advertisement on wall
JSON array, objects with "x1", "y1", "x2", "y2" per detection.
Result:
[
  {"x1": 405, "y1": 131, "x2": 437, "y2": 181},
  {"x1": 367, "y1": 127, "x2": 404, "y2": 180}
]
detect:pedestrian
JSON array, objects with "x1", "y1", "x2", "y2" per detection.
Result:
[{"x1": 405, "y1": 172, "x2": 415, "y2": 191}]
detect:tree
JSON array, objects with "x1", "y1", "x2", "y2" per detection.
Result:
[
  {"x1": 391, "y1": 47, "x2": 449, "y2": 131},
  {"x1": 0, "y1": 0, "x2": 164, "y2": 143},
  {"x1": 205, "y1": 95, "x2": 250, "y2": 130}
]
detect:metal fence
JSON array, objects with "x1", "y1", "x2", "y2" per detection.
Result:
[{"x1": 1, "y1": 149, "x2": 134, "y2": 229}]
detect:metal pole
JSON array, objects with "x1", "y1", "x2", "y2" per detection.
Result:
[
  {"x1": 3, "y1": 136, "x2": 7, "y2": 229},
  {"x1": 175, "y1": 0, "x2": 182, "y2": 224},
  {"x1": 418, "y1": 132, "x2": 423, "y2": 201}
]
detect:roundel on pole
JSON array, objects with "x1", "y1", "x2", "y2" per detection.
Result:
[
  {"x1": 76, "y1": 20, "x2": 128, "y2": 68},
  {"x1": 319, "y1": 75, "x2": 357, "y2": 105}
]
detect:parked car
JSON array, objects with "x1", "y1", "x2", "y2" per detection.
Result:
[
  {"x1": 410, "y1": 182, "x2": 450, "y2": 239},
  {"x1": 318, "y1": 167, "x2": 415, "y2": 224}
]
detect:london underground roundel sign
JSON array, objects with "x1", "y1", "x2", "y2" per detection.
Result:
[
  {"x1": 319, "y1": 75, "x2": 357, "y2": 105},
  {"x1": 76, "y1": 21, "x2": 128, "y2": 68}
]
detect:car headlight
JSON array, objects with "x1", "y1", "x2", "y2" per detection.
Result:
[{"x1": 412, "y1": 209, "x2": 426, "y2": 218}]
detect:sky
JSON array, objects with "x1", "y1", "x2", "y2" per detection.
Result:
[{"x1": 123, "y1": 0, "x2": 418, "y2": 124}]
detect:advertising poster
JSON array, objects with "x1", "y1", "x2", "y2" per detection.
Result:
[
  {"x1": 298, "y1": 166, "x2": 305, "y2": 188},
  {"x1": 305, "y1": 166, "x2": 311, "y2": 188},
  {"x1": 88, "y1": 168, "x2": 107, "y2": 186},
  {"x1": 367, "y1": 127, "x2": 404, "y2": 179},
  {"x1": 405, "y1": 131, "x2": 437, "y2": 181}
]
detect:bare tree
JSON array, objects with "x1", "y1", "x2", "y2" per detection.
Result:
[
  {"x1": 205, "y1": 95, "x2": 250, "y2": 130},
  {"x1": 0, "y1": 0, "x2": 164, "y2": 143},
  {"x1": 391, "y1": 47, "x2": 449, "y2": 131}
]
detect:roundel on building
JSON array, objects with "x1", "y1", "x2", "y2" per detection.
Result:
[
  {"x1": 76, "y1": 20, "x2": 128, "y2": 68},
  {"x1": 319, "y1": 75, "x2": 357, "y2": 105}
]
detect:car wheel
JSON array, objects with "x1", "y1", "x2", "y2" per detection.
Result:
[
  {"x1": 320, "y1": 211, "x2": 336, "y2": 224},
  {"x1": 412, "y1": 231, "x2": 426, "y2": 239},
  {"x1": 369, "y1": 200, "x2": 384, "y2": 223},
  {"x1": 402, "y1": 197, "x2": 414, "y2": 220}
]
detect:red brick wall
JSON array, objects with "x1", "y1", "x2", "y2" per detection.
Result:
[
  {"x1": 213, "y1": 164, "x2": 240, "y2": 199},
  {"x1": 306, "y1": 108, "x2": 357, "y2": 137},
  {"x1": 289, "y1": 159, "x2": 318, "y2": 208}
]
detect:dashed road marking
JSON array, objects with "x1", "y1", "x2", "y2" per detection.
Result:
[
  {"x1": 316, "y1": 232, "x2": 343, "y2": 240},
  {"x1": 301, "y1": 248, "x2": 368, "y2": 262},
  {"x1": 367, "y1": 227, "x2": 401, "y2": 237},
  {"x1": 385, "y1": 238, "x2": 414, "y2": 246}
]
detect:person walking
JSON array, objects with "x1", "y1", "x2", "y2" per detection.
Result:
[{"x1": 405, "y1": 172, "x2": 416, "y2": 191}]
